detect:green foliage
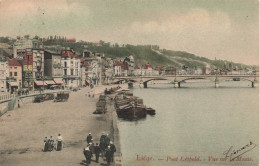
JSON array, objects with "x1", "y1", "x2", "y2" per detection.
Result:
[
  {"x1": 0, "y1": 37, "x2": 11, "y2": 44},
  {"x1": 42, "y1": 39, "x2": 253, "y2": 69}
]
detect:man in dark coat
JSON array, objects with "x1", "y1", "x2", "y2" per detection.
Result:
[
  {"x1": 43, "y1": 137, "x2": 48, "y2": 152},
  {"x1": 109, "y1": 141, "x2": 116, "y2": 162},
  {"x1": 94, "y1": 143, "x2": 101, "y2": 163},
  {"x1": 105, "y1": 134, "x2": 110, "y2": 148},
  {"x1": 86, "y1": 133, "x2": 92, "y2": 144},
  {"x1": 83, "y1": 146, "x2": 91, "y2": 164},
  {"x1": 89, "y1": 142, "x2": 95, "y2": 157},
  {"x1": 100, "y1": 132, "x2": 106, "y2": 156},
  {"x1": 105, "y1": 146, "x2": 112, "y2": 166}
]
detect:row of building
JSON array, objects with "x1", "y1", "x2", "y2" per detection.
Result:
[{"x1": 0, "y1": 35, "x2": 256, "y2": 93}]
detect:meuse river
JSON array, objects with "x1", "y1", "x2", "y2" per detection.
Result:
[{"x1": 118, "y1": 81, "x2": 259, "y2": 166}]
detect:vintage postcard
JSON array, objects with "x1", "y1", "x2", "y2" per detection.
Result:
[{"x1": 0, "y1": 0, "x2": 259, "y2": 166}]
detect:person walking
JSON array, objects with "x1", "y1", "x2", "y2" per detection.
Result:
[
  {"x1": 86, "y1": 133, "x2": 92, "y2": 144},
  {"x1": 109, "y1": 141, "x2": 116, "y2": 162},
  {"x1": 105, "y1": 146, "x2": 112, "y2": 166},
  {"x1": 105, "y1": 134, "x2": 110, "y2": 149},
  {"x1": 43, "y1": 137, "x2": 48, "y2": 152},
  {"x1": 89, "y1": 142, "x2": 95, "y2": 157},
  {"x1": 56, "y1": 133, "x2": 63, "y2": 151},
  {"x1": 100, "y1": 132, "x2": 106, "y2": 156},
  {"x1": 94, "y1": 143, "x2": 101, "y2": 163},
  {"x1": 83, "y1": 145, "x2": 92, "y2": 164},
  {"x1": 48, "y1": 136, "x2": 54, "y2": 151}
]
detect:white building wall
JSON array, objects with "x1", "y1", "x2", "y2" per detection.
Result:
[
  {"x1": 61, "y1": 57, "x2": 80, "y2": 88},
  {"x1": 114, "y1": 66, "x2": 121, "y2": 76},
  {"x1": 0, "y1": 61, "x2": 9, "y2": 92}
]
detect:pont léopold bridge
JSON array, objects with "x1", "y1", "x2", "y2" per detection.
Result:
[{"x1": 113, "y1": 74, "x2": 259, "y2": 88}]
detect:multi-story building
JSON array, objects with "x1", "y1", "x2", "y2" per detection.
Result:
[
  {"x1": 80, "y1": 59, "x2": 90, "y2": 86},
  {"x1": 19, "y1": 49, "x2": 44, "y2": 90},
  {"x1": 88, "y1": 58, "x2": 100, "y2": 85},
  {"x1": 165, "y1": 66, "x2": 176, "y2": 75},
  {"x1": 154, "y1": 66, "x2": 164, "y2": 76},
  {"x1": 143, "y1": 64, "x2": 153, "y2": 76},
  {"x1": 103, "y1": 58, "x2": 114, "y2": 84},
  {"x1": 61, "y1": 49, "x2": 80, "y2": 88},
  {"x1": 113, "y1": 60, "x2": 123, "y2": 76},
  {"x1": 123, "y1": 55, "x2": 135, "y2": 76},
  {"x1": 6, "y1": 58, "x2": 22, "y2": 93},
  {"x1": 0, "y1": 57, "x2": 9, "y2": 92},
  {"x1": 44, "y1": 50, "x2": 63, "y2": 87},
  {"x1": 13, "y1": 35, "x2": 43, "y2": 58}
]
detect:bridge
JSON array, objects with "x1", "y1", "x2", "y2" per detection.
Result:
[{"x1": 113, "y1": 75, "x2": 259, "y2": 88}]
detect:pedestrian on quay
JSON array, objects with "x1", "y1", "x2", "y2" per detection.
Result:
[
  {"x1": 105, "y1": 146, "x2": 112, "y2": 166},
  {"x1": 89, "y1": 142, "x2": 95, "y2": 157},
  {"x1": 105, "y1": 134, "x2": 110, "y2": 148},
  {"x1": 109, "y1": 141, "x2": 116, "y2": 162},
  {"x1": 56, "y1": 133, "x2": 63, "y2": 151},
  {"x1": 43, "y1": 136, "x2": 48, "y2": 152},
  {"x1": 86, "y1": 133, "x2": 92, "y2": 144},
  {"x1": 100, "y1": 132, "x2": 106, "y2": 157},
  {"x1": 94, "y1": 143, "x2": 101, "y2": 163},
  {"x1": 83, "y1": 145, "x2": 91, "y2": 164}
]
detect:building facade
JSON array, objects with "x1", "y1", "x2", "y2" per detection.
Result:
[
  {"x1": 61, "y1": 50, "x2": 81, "y2": 88},
  {"x1": 7, "y1": 58, "x2": 22, "y2": 93},
  {"x1": 0, "y1": 58, "x2": 9, "y2": 92}
]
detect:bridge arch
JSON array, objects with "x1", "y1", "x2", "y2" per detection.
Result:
[{"x1": 143, "y1": 78, "x2": 168, "y2": 88}]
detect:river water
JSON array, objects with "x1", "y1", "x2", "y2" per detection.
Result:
[{"x1": 118, "y1": 81, "x2": 259, "y2": 166}]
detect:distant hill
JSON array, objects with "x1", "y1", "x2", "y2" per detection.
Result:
[
  {"x1": 0, "y1": 37, "x2": 255, "y2": 70},
  {"x1": 85, "y1": 43, "x2": 254, "y2": 70}
]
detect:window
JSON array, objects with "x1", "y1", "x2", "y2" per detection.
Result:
[
  {"x1": 64, "y1": 62, "x2": 67, "y2": 67},
  {"x1": 14, "y1": 67, "x2": 17, "y2": 69},
  {"x1": 10, "y1": 72, "x2": 12, "y2": 77},
  {"x1": 64, "y1": 69, "x2": 67, "y2": 76},
  {"x1": 71, "y1": 69, "x2": 74, "y2": 75},
  {"x1": 76, "y1": 70, "x2": 78, "y2": 76},
  {"x1": 14, "y1": 72, "x2": 17, "y2": 76},
  {"x1": 71, "y1": 80, "x2": 73, "y2": 83}
]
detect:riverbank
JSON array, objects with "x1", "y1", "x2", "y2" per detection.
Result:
[{"x1": 0, "y1": 84, "x2": 127, "y2": 166}]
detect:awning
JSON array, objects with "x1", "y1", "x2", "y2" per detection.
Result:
[
  {"x1": 45, "y1": 80, "x2": 56, "y2": 85},
  {"x1": 54, "y1": 78, "x2": 64, "y2": 84},
  {"x1": 8, "y1": 82, "x2": 18, "y2": 87},
  {"x1": 34, "y1": 81, "x2": 47, "y2": 86}
]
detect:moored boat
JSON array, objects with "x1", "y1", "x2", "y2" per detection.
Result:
[{"x1": 146, "y1": 107, "x2": 156, "y2": 115}]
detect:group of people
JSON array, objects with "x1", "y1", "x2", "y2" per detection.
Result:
[
  {"x1": 87, "y1": 92, "x2": 95, "y2": 98},
  {"x1": 83, "y1": 132, "x2": 116, "y2": 165},
  {"x1": 43, "y1": 134, "x2": 63, "y2": 152}
]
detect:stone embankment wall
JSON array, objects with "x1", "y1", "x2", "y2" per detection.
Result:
[
  {"x1": 0, "y1": 97, "x2": 19, "y2": 116},
  {"x1": 112, "y1": 111, "x2": 124, "y2": 166}
]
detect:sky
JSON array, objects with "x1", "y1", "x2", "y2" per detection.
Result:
[{"x1": 0, "y1": 0, "x2": 258, "y2": 65}]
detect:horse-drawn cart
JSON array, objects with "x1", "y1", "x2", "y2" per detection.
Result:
[{"x1": 54, "y1": 92, "x2": 69, "y2": 102}]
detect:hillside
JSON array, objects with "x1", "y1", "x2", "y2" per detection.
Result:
[
  {"x1": 0, "y1": 38, "x2": 255, "y2": 70},
  {"x1": 85, "y1": 43, "x2": 254, "y2": 69}
]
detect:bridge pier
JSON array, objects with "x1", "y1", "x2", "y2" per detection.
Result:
[
  {"x1": 252, "y1": 79, "x2": 258, "y2": 88},
  {"x1": 143, "y1": 82, "x2": 148, "y2": 88},
  {"x1": 215, "y1": 78, "x2": 219, "y2": 88},
  {"x1": 173, "y1": 77, "x2": 178, "y2": 88}
]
